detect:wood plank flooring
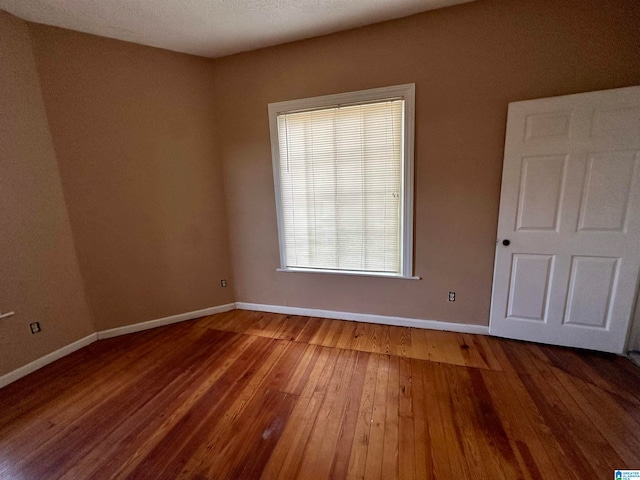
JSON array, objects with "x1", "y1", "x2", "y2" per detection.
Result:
[{"x1": 1, "y1": 309, "x2": 639, "y2": 479}]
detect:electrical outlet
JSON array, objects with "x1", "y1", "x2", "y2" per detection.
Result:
[
  {"x1": 30, "y1": 322, "x2": 41, "y2": 334},
  {"x1": 220, "y1": 279, "x2": 227, "y2": 287},
  {"x1": 448, "y1": 291, "x2": 456, "y2": 302}
]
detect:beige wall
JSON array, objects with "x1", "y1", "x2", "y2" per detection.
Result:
[
  {"x1": 212, "y1": 0, "x2": 640, "y2": 325},
  {"x1": 28, "y1": 25, "x2": 234, "y2": 331},
  {"x1": 0, "y1": 12, "x2": 94, "y2": 376},
  {"x1": 2, "y1": 0, "x2": 640, "y2": 379}
]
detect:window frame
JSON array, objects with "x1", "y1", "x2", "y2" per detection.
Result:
[{"x1": 268, "y1": 83, "x2": 416, "y2": 279}]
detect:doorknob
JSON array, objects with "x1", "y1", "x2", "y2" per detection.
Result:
[{"x1": 502, "y1": 239, "x2": 511, "y2": 246}]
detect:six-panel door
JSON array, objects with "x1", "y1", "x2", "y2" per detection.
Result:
[{"x1": 490, "y1": 86, "x2": 640, "y2": 353}]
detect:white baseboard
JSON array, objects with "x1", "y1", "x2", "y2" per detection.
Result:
[
  {"x1": 0, "y1": 333, "x2": 98, "y2": 389},
  {"x1": 235, "y1": 302, "x2": 490, "y2": 335},
  {"x1": 97, "y1": 303, "x2": 236, "y2": 340},
  {"x1": 0, "y1": 303, "x2": 236, "y2": 389},
  {"x1": 1, "y1": 301, "x2": 486, "y2": 390}
]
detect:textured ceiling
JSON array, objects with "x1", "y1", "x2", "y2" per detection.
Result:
[{"x1": 0, "y1": 0, "x2": 474, "y2": 58}]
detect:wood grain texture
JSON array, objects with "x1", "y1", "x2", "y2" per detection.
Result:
[{"x1": 1, "y1": 310, "x2": 639, "y2": 479}]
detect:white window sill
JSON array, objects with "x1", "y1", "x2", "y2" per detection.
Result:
[{"x1": 276, "y1": 267, "x2": 420, "y2": 280}]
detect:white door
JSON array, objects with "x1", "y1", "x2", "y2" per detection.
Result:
[{"x1": 490, "y1": 86, "x2": 640, "y2": 354}]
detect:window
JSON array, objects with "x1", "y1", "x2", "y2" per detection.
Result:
[{"x1": 268, "y1": 84, "x2": 415, "y2": 278}]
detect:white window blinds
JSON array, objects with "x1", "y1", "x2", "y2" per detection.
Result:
[{"x1": 276, "y1": 99, "x2": 404, "y2": 274}]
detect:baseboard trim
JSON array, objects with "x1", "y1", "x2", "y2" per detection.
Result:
[
  {"x1": 97, "y1": 303, "x2": 236, "y2": 340},
  {"x1": 1, "y1": 301, "x2": 486, "y2": 390},
  {"x1": 235, "y1": 302, "x2": 490, "y2": 335},
  {"x1": 0, "y1": 303, "x2": 237, "y2": 389},
  {"x1": 0, "y1": 333, "x2": 98, "y2": 389}
]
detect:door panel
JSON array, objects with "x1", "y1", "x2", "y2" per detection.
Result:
[
  {"x1": 591, "y1": 107, "x2": 640, "y2": 138},
  {"x1": 490, "y1": 86, "x2": 640, "y2": 353},
  {"x1": 577, "y1": 151, "x2": 637, "y2": 232},
  {"x1": 563, "y1": 256, "x2": 618, "y2": 328},
  {"x1": 507, "y1": 254, "x2": 554, "y2": 321},
  {"x1": 524, "y1": 112, "x2": 572, "y2": 141},
  {"x1": 516, "y1": 155, "x2": 566, "y2": 231}
]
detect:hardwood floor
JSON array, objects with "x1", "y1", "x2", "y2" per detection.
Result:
[{"x1": 1, "y1": 309, "x2": 639, "y2": 479}]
